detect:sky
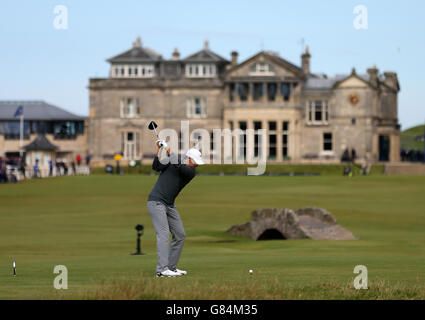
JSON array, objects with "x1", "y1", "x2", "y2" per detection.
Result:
[{"x1": 0, "y1": 0, "x2": 424, "y2": 130}]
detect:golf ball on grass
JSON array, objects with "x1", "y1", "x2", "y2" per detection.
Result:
[{"x1": 249, "y1": 269, "x2": 253, "y2": 275}]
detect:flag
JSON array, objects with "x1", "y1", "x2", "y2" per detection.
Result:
[{"x1": 14, "y1": 105, "x2": 24, "y2": 117}]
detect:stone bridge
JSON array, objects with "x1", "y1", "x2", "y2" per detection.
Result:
[{"x1": 227, "y1": 207, "x2": 356, "y2": 241}]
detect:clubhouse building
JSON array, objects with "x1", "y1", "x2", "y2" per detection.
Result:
[
  {"x1": 88, "y1": 37, "x2": 400, "y2": 165},
  {"x1": 2, "y1": 37, "x2": 401, "y2": 167}
]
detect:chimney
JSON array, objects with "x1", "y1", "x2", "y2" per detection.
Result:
[
  {"x1": 204, "y1": 39, "x2": 209, "y2": 50},
  {"x1": 132, "y1": 36, "x2": 142, "y2": 48},
  {"x1": 301, "y1": 45, "x2": 311, "y2": 75},
  {"x1": 367, "y1": 65, "x2": 379, "y2": 87},
  {"x1": 231, "y1": 51, "x2": 238, "y2": 66},
  {"x1": 172, "y1": 47, "x2": 180, "y2": 60},
  {"x1": 383, "y1": 72, "x2": 400, "y2": 91}
]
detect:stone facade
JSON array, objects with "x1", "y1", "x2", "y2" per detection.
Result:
[{"x1": 88, "y1": 38, "x2": 400, "y2": 165}]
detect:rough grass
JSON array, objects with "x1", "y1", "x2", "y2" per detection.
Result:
[{"x1": 80, "y1": 276, "x2": 425, "y2": 300}]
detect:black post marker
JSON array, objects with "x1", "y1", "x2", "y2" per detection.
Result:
[
  {"x1": 131, "y1": 224, "x2": 145, "y2": 255},
  {"x1": 13, "y1": 260, "x2": 16, "y2": 276}
]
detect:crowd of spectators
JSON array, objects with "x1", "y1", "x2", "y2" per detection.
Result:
[{"x1": 0, "y1": 154, "x2": 91, "y2": 183}]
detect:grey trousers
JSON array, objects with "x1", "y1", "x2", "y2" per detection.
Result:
[{"x1": 147, "y1": 201, "x2": 186, "y2": 273}]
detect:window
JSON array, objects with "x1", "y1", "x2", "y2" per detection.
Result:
[
  {"x1": 351, "y1": 118, "x2": 356, "y2": 125},
  {"x1": 315, "y1": 101, "x2": 322, "y2": 121},
  {"x1": 186, "y1": 97, "x2": 207, "y2": 118},
  {"x1": 210, "y1": 131, "x2": 214, "y2": 151},
  {"x1": 3, "y1": 121, "x2": 29, "y2": 140},
  {"x1": 112, "y1": 65, "x2": 154, "y2": 78},
  {"x1": 282, "y1": 121, "x2": 289, "y2": 158},
  {"x1": 307, "y1": 100, "x2": 329, "y2": 125},
  {"x1": 268, "y1": 121, "x2": 276, "y2": 131},
  {"x1": 324, "y1": 101, "x2": 329, "y2": 122},
  {"x1": 267, "y1": 83, "x2": 277, "y2": 101},
  {"x1": 54, "y1": 121, "x2": 77, "y2": 140},
  {"x1": 269, "y1": 134, "x2": 276, "y2": 158},
  {"x1": 238, "y1": 121, "x2": 247, "y2": 159},
  {"x1": 253, "y1": 83, "x2": 263, "y2": 101},
  {"x1": 185, "y1": 64, "x2": 216, "y2": 77},
  {"x1": 308, "y1": 101, "x2": 313, "y2": 122},
  {"x1": 121, "y1": 131, "x2": 141, "y2": 160},
  {"x1": 120, "y1": 98, "x2": 140, "y2": 118},
  {"x1": 238, "y1": 83, "x2": 249, "y2": 101},
  {"x1": 323, "y1": 132, "x2": 333, "y2": 151},
  {"x1": 254, "y1": 122, "x2": 262, "y2": 157},
  {"x1": 281, "y1": 83, "x2": 291, "y2": 101},
  {"x1": 250, "y1": 63, "x2": 275, "y2": 75},
  {"x1": 140, "y1": 65, "x2": 154, "y2": 77}
]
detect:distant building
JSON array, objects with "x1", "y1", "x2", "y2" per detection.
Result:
[
  {"x1": 0, "y1": 101, "x2": 87, "y2": 166},
  {"x1": 88, "y1": 37, "x2": 400, "y2": 164}
]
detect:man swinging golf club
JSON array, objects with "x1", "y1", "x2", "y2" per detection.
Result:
[{"x1": 147, "y1": 121, "x2": 204, "y2": 277}]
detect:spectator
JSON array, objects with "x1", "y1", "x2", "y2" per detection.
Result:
[
  {"x1": 56, "y1": 160, "x2": 62, "y2": 176},
  {"x1": 341, "y1": 148, "x2": 350, "y2": 162},
  {"x1": 49, "y1": 160, "x2": 54, "y2": 176},
  {"x1": 33, "y1": 159, "x2": 40, "y2": 178},
  {"x1": 71, "y1": 161, "x2": 76, "y2": 175},
  {"x1": 63, "y1": 160, "x2": 68, "y2": 175},
  {"x1": 343, "y1": 165, "x2": 351, "y2": 176},
  {"x1": 351, "y1": 148, "x2": 357, "y2": 162},
  {"x1": 0, "y1": 162, "x2": 8, "y2": 183},
  {"x1": 19, "y1": 158, "x2": 26, "y2": 179},
  {"x1": 76, "y1": 154, "x2": 81, "y2": 166},
  {"x1": 85, "y1": 154, "x2": 91, "y2": 166}
]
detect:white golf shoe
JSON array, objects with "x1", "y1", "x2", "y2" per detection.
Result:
[
  {"x1": 171, "y1": 268, "x2": 187, "y2": 276},
  {"x1": 156, "y1": 269, "x2": 181, "y2": 278}
]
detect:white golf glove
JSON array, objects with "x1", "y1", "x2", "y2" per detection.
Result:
[{"x1": 156, "y1": 139, "x2": 168, "y2": 148}]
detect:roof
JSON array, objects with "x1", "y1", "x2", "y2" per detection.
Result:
[
  {"x1": 183, "y1": 41, "x2": 228, "y2": 63},
  {"x1": 304, "y1": 74, "x2": 371, "y2": 90},
  {"x1": 183, "y1": 49, "x2": 228, "y2": 62},
  {"x1": 267, "y1": 53, "x2": 304, "y2": 75},
  {"x1": 224, "y1": 51, "x2": 304, "y2": 78},
  {"x1": 23, "y1": 135, "x2": 58, "y2": 151},
  {"x1": 0, "y1": 101, "x2": 84, "y2": 121},
  {"x1": 107, "y1": 46, "x2": 162, "y2": 63}
]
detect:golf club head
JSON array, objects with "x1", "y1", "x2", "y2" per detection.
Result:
[{"x1": 148, "y1": 121, "x2": 158, "y2": 131}]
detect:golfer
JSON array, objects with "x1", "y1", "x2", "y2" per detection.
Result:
[{"x1": 147, "y1": 139, "x2": 204, "y2": 277}]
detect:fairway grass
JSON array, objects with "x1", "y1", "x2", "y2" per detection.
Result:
[{"x1": 1, "y1": 175, "x2": 425, "y2": 300}]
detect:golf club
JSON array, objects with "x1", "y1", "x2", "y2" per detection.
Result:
[
  {"x1": 148, "y1": 120, "x2": 168, "y2": 148},
  {"x1": 148, "y1": 120, "x2": 159, "y2": 139}
]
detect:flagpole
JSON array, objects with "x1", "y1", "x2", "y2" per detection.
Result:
[{"x1": 19, "y1": 114, "x2": 23, "y2": 158}]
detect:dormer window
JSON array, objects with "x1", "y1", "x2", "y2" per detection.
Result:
[
  {"x1": 111, "y1": 64, "x2": 154, "y2": 78},
  {"x1": 250, "y1": 62, "x2": 275, "y2": 76},
  {"x1": 186, "y1": 64, "x2": 216, "y2": 78}
]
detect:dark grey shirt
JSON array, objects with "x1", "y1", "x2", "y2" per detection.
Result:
[{"x1": 148, "y1": 154, "x2": 196, "y2": 206}]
